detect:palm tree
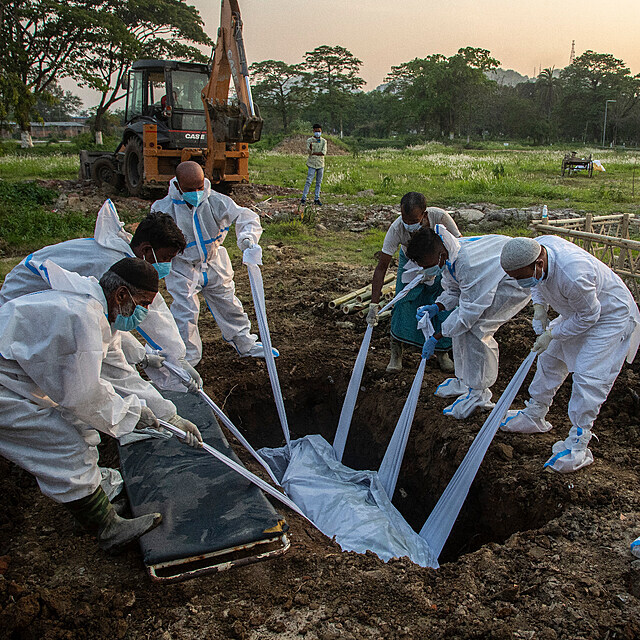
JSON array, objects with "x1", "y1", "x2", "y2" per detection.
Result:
[{"x1": 536, "y1": 67, "x2": 558, "y2": 119}]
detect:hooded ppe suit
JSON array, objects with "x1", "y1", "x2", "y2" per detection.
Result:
[
  {"x1": 151, "y1": 178, "x2": 262, "y2": 363},
  {"x1": 500, "y1": 235, "x2": 640, "y2": 473},
  {"x1": 0, "y1": 200, "x2": 188, "y2": 390},
  {"x1": 434, "y1": 234, "x2": 531, "y2": 419},
  {"x1": 0, "y1": 262, "x2": 176, "y2": 503}
]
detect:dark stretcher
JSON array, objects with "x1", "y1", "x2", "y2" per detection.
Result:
[{"x1": 118, "y1": 391, "x2": 289, "y2": 582}]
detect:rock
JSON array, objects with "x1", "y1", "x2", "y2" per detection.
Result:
[
  {"x1": 495, "y1": 442, "x2": 514, "y2": 460},
  {"x1": 357, "y1": 189, "x2": 375, "y2": 197},
  {"x1": 336, "y1": 321, "x2": 355, "y2": 329},
  {"x1": 456, "y1": 208, "x2": 485, "y2": 223}
]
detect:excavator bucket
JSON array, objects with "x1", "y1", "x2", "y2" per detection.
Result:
[{"x1": 207, "y1": 100, "x2": 263, "y2": 144}]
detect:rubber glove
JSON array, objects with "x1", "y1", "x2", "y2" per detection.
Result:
[
  {"x1": 136, "y1": 406, "x2": 159, "y2": 429},
  {"x1": 178, "y1": 357, "x2": 203, "y2": 392},
  {"x1": 366, "y1": 302, "x2": 379, "y2": 327},
  {"x1": 422, "y1": 336, "x2": 438, "y2": 359},
  {"x1": 138, "y1": 353, "x2": 166, "y2": 369},
  {"x1": 239, "y1": 237, "x2": 253, "y2": 251},
  {"x1": 416, "y1": 304, "x2": 439, "y2": 322},
  {"x1": 533, "y1": 329, "x2": 553, "y2": 353},
  {"x1": 168, "y1": 415, "x2": 203, "y2": 448},
  {"x1": 532, "y1": 303, "x2": 549, "y2": 336}
]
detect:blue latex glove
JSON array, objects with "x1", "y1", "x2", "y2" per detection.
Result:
[
  {"x1": 421, "y1": 336, "x2": 438, "y2": 359},
  {"x1": 416, "y1": 304, "x2": 439, "y2": 322}
]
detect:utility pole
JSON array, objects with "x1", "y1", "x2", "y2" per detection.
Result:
[{"x1": 602, "y1": 99, "x2": 616, "y2": 148}]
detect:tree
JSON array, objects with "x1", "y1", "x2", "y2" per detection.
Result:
[
  {"x1": 301, "y1": 45, "x2": 365, "y2": 131},
  {"x1": 249, "y1": 60, "x2": 309, "y2": 132},
  {"x1": 73, "y1": 0, "x2": 212, "y2": 143},
  {"x1": 0, "y1": 0, "x2": 104, "y2": 145},
  {"x1": 536, "y1": 68, "x2": 558, "y2": 119},
  {"x1": 34, "y1": 83, "x2": 84, "y2": 121},
  {"x1": 386, "y1": 47, "x2": 499, "y2": 138}
]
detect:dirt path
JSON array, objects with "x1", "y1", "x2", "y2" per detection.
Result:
[{"x1": 1, "y1": 188, "x2": 640, "y2": 639}]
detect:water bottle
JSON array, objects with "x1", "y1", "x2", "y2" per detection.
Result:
[{"x1": 541, "y1": 205, "x2": 548, "y2": 222}]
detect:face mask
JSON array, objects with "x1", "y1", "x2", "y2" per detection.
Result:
[
  {"x1": 423, "y1": 264, "x2": 443, "y2": 277},
  {"x1": 113, "y1": 290, "x2": 149, "y2": 332},
  {"x1": 403, "y1": 221, "x2": 422, "y2": 233},
  {"x1": 518, "y1": 263, "x2": 544, "y2": 289},
  {"x1": 149, "y1": 247, "x2": 171, "y2": 280},
  {"x1": 314, "y1": 131, "x2": 321, "y2": 138},
  {"x1": 182, "y1": 190, "x2": 205, "y2": 207}
]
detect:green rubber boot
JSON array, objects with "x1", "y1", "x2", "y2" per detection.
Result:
[
  {"x1": 386, "y1": 335, "x2": 403, "y2": 373},
  {"x1": 65, "y1": 486, "x2": 161, "y2": 554}
]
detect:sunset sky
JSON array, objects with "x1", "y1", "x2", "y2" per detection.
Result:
[{"x1": 67, "y1": 0, "x2": 640, "y2": 106}]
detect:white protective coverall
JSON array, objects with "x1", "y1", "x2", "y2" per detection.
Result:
[
  {"x1": 0, "y1": 262, "x2": 176, "y2": 503},
  {"x1": 500, "y1": 235, "x2": 640, "y2": 473},
  {"x1": 434, "y1": 234, "x2": 531, "y2": 419},
  {"x1": 0, "y1": 200, "x2": 189, "y2": 391},
  {"x1": 151, "y1": 178, "x2": 262, "y2": 362}
]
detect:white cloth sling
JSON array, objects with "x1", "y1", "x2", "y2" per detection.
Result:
[
  {"x1": 419, "y1": 351, "x2": 537, "y2": 559},
  {"x1": 243, "y1": 245, "x2": 291, "y2": 449},
  {"x1": 333, "y1": 272, "x2": 426, "y2": 461}
]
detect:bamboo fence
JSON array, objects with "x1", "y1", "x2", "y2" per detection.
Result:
[{"x1": 531, "y1": 213, "x2": 640, "y2": 300}]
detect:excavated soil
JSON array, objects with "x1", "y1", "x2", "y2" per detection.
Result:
[{"x1": 2, "y1": 185, "x2": 640, "y2": 639}]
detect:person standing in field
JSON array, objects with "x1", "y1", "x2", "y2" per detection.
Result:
[
  {"x1": 300, "y1": 124, "x2": 327, "y2": 206},
  {"x1": 366, "y1": 192, "x2": 461, "y2": 374}
]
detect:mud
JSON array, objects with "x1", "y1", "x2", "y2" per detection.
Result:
[{"x1": 2, "y1": 188, "x2": 640, "y2": 639}]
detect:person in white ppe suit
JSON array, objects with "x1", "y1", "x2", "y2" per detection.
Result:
[
  {"x1": 0, "y1": 200, "x2": 202, "y2": 393},
  {"x1": 499, "y1": 236, "x2": 640, "y2": 473},
  {"x1": 407, "y1": 226, "x2": 531, "y2": 419},
  {"x1": 0, "y1": 258, "x2": 202, "y2": 553},
  {"x1": 151, "y1": 161, "x2": 277, "y2": 362}
]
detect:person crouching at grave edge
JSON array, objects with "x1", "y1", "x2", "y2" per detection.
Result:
[
  {"x1": 407, "y1": 226, "x2": 531, "y2": 419},
  {"x1": 366, "y1": 192, "x2": 461, "y2": 374},
  {"x1": 499, "y1": 236, "x2": 640, "y2": 473}
]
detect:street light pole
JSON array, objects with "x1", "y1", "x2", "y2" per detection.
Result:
[{"x1": 602, "y1": 99, "x2": 616, "y2": 148}]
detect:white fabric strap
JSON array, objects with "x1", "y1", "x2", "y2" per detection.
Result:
[
  {"x1": 379, "y1": 272, "x2": 424, "y2": 315},
  {"x1": 333, "y1": 324, "x2": 373, "y2": 461},
  {"x1": 378, "y1": 357, "x2": 427, "y2": 500},
  {"x1": 161, "y1": 359, "x2": 280, "y2": 486},
  {"x1": 158, "y1": 419, "x2": 311, "y2": 522},
  {"x1": 419, "y1": 350, "x2": 537, "y2": 558},
  {"x1": 243, "y1": 248, "x2": 291, "y2": 449}
]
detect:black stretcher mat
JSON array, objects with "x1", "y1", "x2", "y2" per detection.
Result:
[{"x1": 118, "y1": 391, "x2": 289, "y2": 582}]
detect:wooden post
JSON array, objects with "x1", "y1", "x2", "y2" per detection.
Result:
[
  {"x1": 583, "y1": 213, "x2": 593, "y2": 254},
  {"x1": 617, "y1": 213, "x2": 630, "y2": 272}
]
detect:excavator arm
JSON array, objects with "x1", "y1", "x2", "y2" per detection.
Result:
[{"x1": 202, "y1": 0, "x2": 263, "y2": 182}]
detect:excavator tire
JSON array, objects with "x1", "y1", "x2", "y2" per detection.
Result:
[
  {"x1": 124, "y1": 137, "x2": 144, "y2": 197},
  {"x1": 91, "y1": 156, "x2": 124, "y2": 190}
]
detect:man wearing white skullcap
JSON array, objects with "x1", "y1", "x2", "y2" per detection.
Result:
[{"x1": 500, "y1": 235, "x2": 640, "y2": 473}]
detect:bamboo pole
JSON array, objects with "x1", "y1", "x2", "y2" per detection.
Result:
[
  {"x1": 342, "y1": 302, "x2": 366, "y2": 315},
  {"x1": 531, "y1": 225, "x2": 640, "y2": 250},
  {"x1": 328, "y1": 272, "x2": 394, "y2": 309}
]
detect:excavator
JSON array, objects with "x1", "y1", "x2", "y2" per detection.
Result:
[{"x1": 80, "y1": 0, "x2": 263, "y2": 195}]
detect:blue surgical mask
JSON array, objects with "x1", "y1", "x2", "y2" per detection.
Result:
[
  {"x1": 182, "y1": 190, "x2": 205, "y2": 207},
  {"x1": 149, "y1": 247, "x2": 171, "y2": 280},
  {"x1": 314, "y1": 131, "x2": 322, "y2": 138},
  {"x1": 403, "y1": 221, "x2": 422, "y2": 233},
  {"x1": 423, "y1": 264, "x2": 443, "y2": 277},
  {"x1": 518, "y1": 264, "x2": 544, "y2": 289},
  {"x1": 113, "y1": 290, "x2": 149, "y2": 331}
]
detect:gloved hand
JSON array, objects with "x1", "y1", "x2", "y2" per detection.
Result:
[
  {"x1": 178, "y1": 357, "x2": 203, "y2": 392},
  {"x1": 422, "y1": 336, "x2": 438, "y2": 359},
  {"x1": 532, "y1": 303, "x2": 549, "y2": 336},
  {"x1": 533, "y1": 329, "x2": 553, "y2": 353},
  {"x1": 138, "y1": 353, "x2": 166, "y2": 369},
  {"x1": 168, "y1": 414, "x2": 202, "y2": 448},
  {"x1": 416, "y1": 304, "x2": 439, "y2": 321},
  {"x1": 239, "y1": 237, "x2": 253, "y2": 251},
  {"x1": 366, "y1": 302, "x2": 379, "y2": 327},
  {"x1": 136, "y1": 406, "x2": 159, "y2": 430}
]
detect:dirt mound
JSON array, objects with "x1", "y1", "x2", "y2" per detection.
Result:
[{"x1": 273, "y1": 134, "x2": 350, "y2": 155}]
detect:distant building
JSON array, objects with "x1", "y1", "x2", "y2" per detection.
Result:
[{"x1": 1, "y1": 120, "x2": 90, "y2": 139}]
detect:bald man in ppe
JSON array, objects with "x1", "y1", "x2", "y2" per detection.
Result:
[
  {"x1": 407, "y1": 226, "x2": 531, "y2": 419},
  {"x1": 499, "y1": 236, "x2": 640, "y2": 473},
  {"x1": 152, "y1": 161, "x2": 277, "y2": 363},
  {"x1": 0, "y1": 258, "x2": 202, "y2": 553}
]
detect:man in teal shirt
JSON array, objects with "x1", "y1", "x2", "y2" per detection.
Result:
[{"x1": 301, "y1": 124, "x2": 327, "y2": 206}]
